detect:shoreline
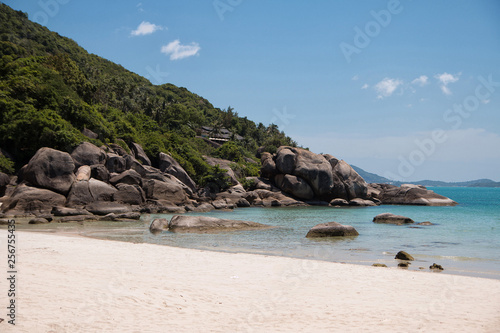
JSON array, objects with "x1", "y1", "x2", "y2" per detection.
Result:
[
  {"x1": 1, "y1": 230, "x2": 500, "y2": 332},
  {"x1": 5, "y1": 213, "x2": 500, "y2": 281}
]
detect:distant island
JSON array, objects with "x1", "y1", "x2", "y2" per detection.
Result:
[{"x1": 351, "y1": 165, "x2": 500, "y2": 188}]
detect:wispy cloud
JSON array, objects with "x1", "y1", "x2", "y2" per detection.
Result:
[
  {"x1": 131, "y1": 21, "x2": 164, "y2": 36},
  {"x1": 352, "y1": 75, "x2": 359, "y2": 81},
  {"x1": 411, "y1": 75, "x2": 428, "y2": 86},
  {"x1": 361, "y1": 83, "x2": 369, "y2": 89},
  {"x1": 161, "y1": 40, "x2": 201, "y2": 60},
  {"x1": 435, "y1": 72, "x2": 461, "y2": 95},
  {"x1": 374, "y1": 78, "x2": 403, "y2": 99}
]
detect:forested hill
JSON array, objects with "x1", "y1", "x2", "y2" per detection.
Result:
[{"x1": 0, "y1": 3, "x2": 296, "y2": 182}]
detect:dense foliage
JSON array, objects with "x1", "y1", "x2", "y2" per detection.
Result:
[{"x1": 0, "y1": 3, "x2": 297, "y2": 180}]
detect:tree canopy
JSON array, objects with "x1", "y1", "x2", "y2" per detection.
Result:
[{"x1": 0, "y1": 3, "x2": 297, "y2": 179}]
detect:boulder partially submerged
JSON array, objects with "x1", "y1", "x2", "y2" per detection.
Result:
[
  {"x1": 149, "y1": 218, "x2": 169, "y2": 233},
  {"x1": 373, "y1": 213, "x2": 415, "y2": 225},
  {"x1": 368, "y1": 183, "x2": 457, "y2": 206},
  {"x1": 395, "y1": 251, "x2": 414, "y2": 261},
  {"x1": 168, "y1": 215, "x2": 272, "y2": 233},
  {"x1": 306, "y1": 222, "x2": 359, "y2": 238}
]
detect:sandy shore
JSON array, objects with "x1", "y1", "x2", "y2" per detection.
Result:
[{"x1": 0, "y1": 230, "x2": 499, "y2": 332}]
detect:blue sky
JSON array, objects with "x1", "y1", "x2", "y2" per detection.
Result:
[{"x1": 4, "y1": 0, "x2": 500, "y2": 182}]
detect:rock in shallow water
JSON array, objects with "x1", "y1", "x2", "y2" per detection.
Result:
[
  {"x1": 168, "y1": 215, "x2": 272, "y2": 233},
  {"x1": 373, "y1": 213, "x2": 415, "y2": 225},
  {"x1": 395, "y1": 250, "x2": 414, "y2": 261},
  {"x1": 29, "y1": 217, "x2": 50, "y2": 224},
  {"x1": 372, "y1": 263, "x2": 387, "y2": 268},
  {"x1": 430, "y1": 263, "x2": 444, "y2": 271},
  {"x1": 306, "y1": 222, "x2": 359, "y2": 238},
  {"x1": 149, "y1": 218, "x2": 169, "y2": 233}
]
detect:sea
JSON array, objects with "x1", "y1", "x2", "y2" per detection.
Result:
[{"x1": 13, "y1": 187, "x2": 500, "y2": 279}]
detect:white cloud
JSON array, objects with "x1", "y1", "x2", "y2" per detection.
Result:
[
  {"x1": 361, "y1": 83, "x2": 369, "y2": 89},
  {"x1": 411, "y1": 75, "x2": 428, "y2": 86},
  {"x1": 352, "y1": 75, "x2": 359, "y2": 81},
  {"x1": 131, "y1": 21, "x2": 164, "y2": 36},
  {"x1": 435, "y1": 72, "x2": 461, "y2": 95},
  {"x1": 374, "y1": 78, "x2": 403, "y2": 99},
  {"x1": 161, "y1": 40, "x2": 201, "y2": 60}
]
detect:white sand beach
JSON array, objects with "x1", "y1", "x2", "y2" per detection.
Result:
[{"x1": 1, "y1": 230, "x2": 499, "y2": 333}]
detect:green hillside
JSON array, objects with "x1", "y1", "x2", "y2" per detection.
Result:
[{"x1": 0, "y1": 3, "x2": 296, "y2": 182}]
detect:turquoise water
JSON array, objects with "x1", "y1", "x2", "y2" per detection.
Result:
[{"x1": 13, "y1": 187, "x2": 500, "y2": 279}]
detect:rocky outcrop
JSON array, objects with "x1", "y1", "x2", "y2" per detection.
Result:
[
  {"x1": 373, "y1": 213, "x2": 415, "y2": 225},
  {"x1": 348, "y1": 198, "x2": 377, "y2": 206},
  {"x1": 90, "y1": 164, "x2": 110, "y2": 182},
  {"x1": 1, "y1": 141, "x2": 460, "y2": 218},
  {"x1": 142, "y1": 178, "x2": 189, "y2": 205},
  {"x1": 109, "y1": 169, "x2": 142, "y2": 187},
  {"x1": 75, "y1": 165, "x2": 91, "y2": 181},
  {"x1": 261, "y1": 147, "x2": 371, "y2": 203},
  {"x1": 85, "y1": 201, "x2": 132, "y2": 215},
  {"x1": 149, "y1": 218, "x2": 169, "y2": 233},
  {"x1": 1, "y1": 144, "x2": 198, "y2": 217},
  {"x1": 23, "y1": 148, "x2": 76, "y2": 195},
  {"x1": 324, "y1": 156, "x2": 368, "y2": 200},
  {"x1": 274, "y1": 174, "x2": 314, "y2": 200},
  {"x1": 51, "y1": 206, "x2": 92, "y2": 216},
  {"x1": 329, "y1": 198, "x2": 349, "y2": 206},
  {"x1": 88, "y1": 178, "x2": 117, "y2": 201},
  {"x1": 395, "y1": 251, "x2": 414, "y2": 261},
  {"x1": 260, "y1": 152, "x2": 277, "y2": 178},
  {"x1": 66, "y1": 180, "x2": 94, "y2": 207},
  {"x1": 105, "y1": 153, "x2": 127, "y2": 174},
  {"x1": 280, "y1": 147, "x2": 334, "y2": 198},
  {"x1": 82, "y1": 128, "x2": 99, "y2": 140},
  {"x1": 369, "y1": 183, "x2": 457, "y2": 206},
  {"x1": 429, "y1": 263, "x2": 444, "y2": 270},
  {"x1": 306, "y1": 222, "x2": 359, "y2": 237},
  {"x1": 71, "y1": 142, "x2": 106, "y2": 168},
  {"x1": 158, "y1": 153, "x2": 197, "y2": 192},
  {"x1": 0, "y1": 172, "x2": 9, "y2": 196},
  {"x1": 29, "y1": 217, "x2": 50, "y2": 224},
  {"x1": 168, "y1": 215, "x2": 272, "y2": 233},
  {"x1": 251, "y1": 189, "x2": 305, "y2": 207},
  {"x1": 204, "y1": 156, "x2": 239, "y2": 186},
  {"x1": 3, "y1": 185, "x2": 66, "y2": 215},
  {"x1": 259, "y1": 146, "x2": 457, "y2": 207},
  {"x1": 113, "y1": 184, "x2": 145, "y2": 205},
  {"x1": 130, "y1": 142, "x2": 151, "y2": 166}
]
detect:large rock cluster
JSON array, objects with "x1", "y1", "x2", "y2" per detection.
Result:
[
  {"x1": 260, "y1": 146, "x2": 373, "y2": 205},
  {"x1": 0, "y1": 143, "x2": 199, "y2": 220},
  {"x1": 0, "y1": 144, "x2": 458, "y2": 222}
]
